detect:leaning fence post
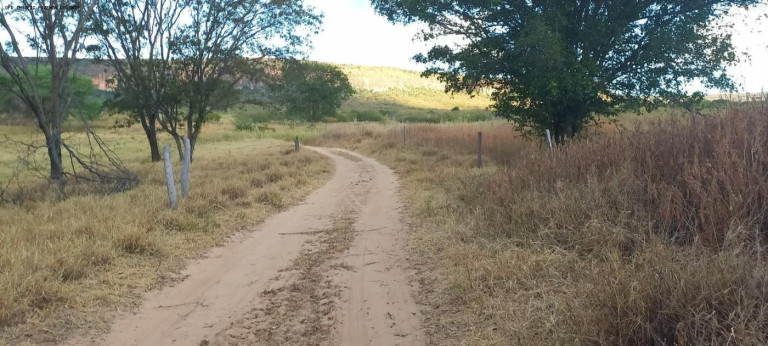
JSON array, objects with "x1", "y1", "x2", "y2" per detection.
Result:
[
  {"x1": 545, "y1": 129, "x2": 554, "y2": 152},
  {"x1": 477, "y1": 131, "x2": 483, "y2": 168},
  {"x1": 294, "y1": 136, "x2": 300, "y2": 152},
  {"x1": 181, "y1": 138, "x2": 191, "y2": 198},
  {"x1": 163, "y1": 145, "x2": 178, "y2": 210}
]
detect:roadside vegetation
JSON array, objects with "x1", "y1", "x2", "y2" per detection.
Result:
[
  {"x1": 0, "y1": 121, "x2": 333, "y2": 344},
  {"x1": 228, "y1": 63, "x2": 494, "y2": 129},
  {"x1": 1, "y1": 0, "x2": 763, "y2": 343},
  {"x1": 309, "y1": 100, "x2": 768, "y2": 344}
]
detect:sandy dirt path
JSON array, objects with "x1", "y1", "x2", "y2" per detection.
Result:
[
  {"x1": 329, "y1": 149, "x2": 424, "y2": 346},
  {"x1": 71, "y1": 147, "x2": 423, "y2": 346}
]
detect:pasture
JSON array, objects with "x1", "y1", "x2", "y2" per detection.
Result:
[{"x1": 1, "y1": 90, "x2": 767, "y2": 344}]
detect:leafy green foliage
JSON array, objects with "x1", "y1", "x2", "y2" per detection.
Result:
[
  {"x1": 342, "y1": 110, "x2": 387, "y2": 123},
  {"x1": 271, "y1": 61, "x2": 355, "y2": 122},
  {"x1": 0, "y1": 66, "x2": 103, "y2": 121},
  {"x1": 92, "y1": 0, "x2": 321, "y2": 160},
  {"x1": 232, "y1": 109, "x2": 278, "y2": 131},
  {"x1": 371, "y1": 0, "x2": 759, "y2": 142}
]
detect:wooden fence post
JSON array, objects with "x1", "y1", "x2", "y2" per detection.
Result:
[
  {"x1": 163, "y1": 144, "x2": 178, "y2": 210},
  {"x1": 294, "y1": 136, "x2": 300, "y2": 152},
  {"x1": 477, "y1": 131, "x2": 483, "y2": 168},
  {"x1": 403, "y1": 125, "x2": 406, "y2": 147},
  {"x1": 545, "y1": 129, "x2": 553, "y2": 152},
  {"x1": 181, "y1": 138, "x2": 190, "y2": 198}
]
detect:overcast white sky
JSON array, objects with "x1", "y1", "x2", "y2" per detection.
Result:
[
  {"x1": 0, "y1": 0, "x2": 765, "y2": 93},
  {"x1": 307, "y1": 0, "x2": 768, "y2": 94},
  {"x1": 305, "y1": 0, "x2": 426, "y2": 70}
]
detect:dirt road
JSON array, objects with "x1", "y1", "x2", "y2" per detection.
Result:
[{"x1": 74, "y1": 147, "x2": 424, "y2": 346}]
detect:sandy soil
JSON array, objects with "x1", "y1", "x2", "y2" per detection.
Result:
[
  {"x1": 69, "y1": 147, "x2": 423, "y2": 346},
  {"x1": 329, "y1": 149, "x2": 424, "y2": 346}
]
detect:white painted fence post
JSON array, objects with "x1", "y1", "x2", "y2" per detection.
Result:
[
  {"x1": 545, "y1": 129, "x2": 553, "y2": 152},
  {"x1": 181, "y1": 138, "x2": 191, "y2": 198},
  {"x1": 163, "y1": 145, "x2": 178, "y2": 210}
]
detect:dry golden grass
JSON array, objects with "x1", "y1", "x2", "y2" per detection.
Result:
[
  {"x1": 309, "y1": 102, "x2": 768, "y2": 345},
  {"x1": 0, "y1": 121, "x2": 333, "y2": 344}
]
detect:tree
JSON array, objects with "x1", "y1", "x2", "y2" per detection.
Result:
[
  {"x1": 93, "y1": 0, "x2": 320, "y2": 161},
  {"x1": 371, "y1": 0, "x2": 760, "y2": 143},
  {"x1": 0, "y1": 66, "x2": 103, "y2": 121},
  {"x1": 0, "y1": 0, "x2": 98, "y2": 182},
  {"x1": 271, "y1": 61, "x2": 355, "y2": 122},
  {"x1": 91, "y1": 0, "x2": 187, "y2": 162},
  {"x1": 163, "y1": 0, "x2": 322, "y2": 160}
]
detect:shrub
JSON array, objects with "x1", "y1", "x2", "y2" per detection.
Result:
[
  {"x1": 231, "y1": 110, "x2": 276, "y2": 131},
  {"x1": 345, "y1": 110, "x2": 386, "y2": 122},
  {"x1": 310, "y1": 102, "x2": 768, "y2": 344},
  {"x1": 400, "y1": 115, "x2": 441, "y2": 123}
]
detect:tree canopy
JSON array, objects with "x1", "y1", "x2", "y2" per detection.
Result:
[
  {"x1": 92, "y1": 0, "x2": 322, "y2": 161},
  {"x1": 0, "y1": 66, "x2": 103, "y2": 121},
  {"x1": 0, "y1": 0, "x2": 98, "y2": 182},
  {"x1": 271, "y1": 61, "x2": 355, "y2": 122},
  {"x1": 371, "y1": 0, "x2": 760, "y2": 143}
]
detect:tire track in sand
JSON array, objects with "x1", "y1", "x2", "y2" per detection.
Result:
[{"x1": 70, "y1": 147, "x2": 424, "y2": 346}]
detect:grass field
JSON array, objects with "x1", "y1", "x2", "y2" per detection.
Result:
[
  {"x1": 2, "y1": 60, "x2": 766, "y2": 344},
  {"x1": 0, "y1": 120, "x2": 334, "y2": 344},
  {"x1": 308, "y1": 100, "x2": 768, "y2": 345}
]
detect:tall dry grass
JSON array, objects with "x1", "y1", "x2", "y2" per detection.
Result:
[
  {"x1": 0, "y1": 135, "x2": 333, "y2": 344},
  {"x1": 310, "y1": 101, "x2": 768, "y2": 345}
]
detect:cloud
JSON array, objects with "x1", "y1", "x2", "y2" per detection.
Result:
[
  {"x1": 306, "y1": 0, "x2": 428, "y2": 71},
  {"x1": 306, "y1": 1, "x2": 767, "y2": 93},
  {"x1": 726, "y1": 5, "x2": 768, "y2": 93}
]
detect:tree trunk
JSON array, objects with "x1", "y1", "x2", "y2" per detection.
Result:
[
  {"x1": 173, "y1": 134, "x2": 184, "y2": 162},
  {"x1": 140, "y1": 113, "x2": 161, "y2": 162},
  {"x1": 48, "y1": 57, "x2": 66, "y2": 183},
  {"x1": 148, "y1": 128, "x2": 161, "y2": 162},
  {"x1": 552, "y1": 120, "x2": 566, "y2": 146},
  {"x1": 551, "y1": 108, "x2": 585, "y2": 146},
  {"x1": 186, "y1": 109, "x2": 198, "y2": 162},
  {"x1": 43, "y1": 128, "x2": 64, "y2": 182},
  {"x1": 189, "y1": 136, "x2": 197, "y2": 162}
]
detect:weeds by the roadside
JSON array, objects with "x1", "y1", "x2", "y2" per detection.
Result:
[
  {"x1": 0, "y1": 138, "x2": 333, "y2": 344},
  {"x1": 309, "y1": 101, "x2": 768, "y2": 345}
]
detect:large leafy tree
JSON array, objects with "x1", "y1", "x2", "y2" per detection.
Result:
[
  {"x1": 271, "y1": 61, "x2": 355, "y2": 122},
  {"x1": 166, "y1": 0, "x2": 322, "y2": 160},
  {"x1": 0, "y1": 66, "x2": 103, "y2": 121},
  {"x1": 0, "y1": 0, "x2": 98, "y2": 182},
  {"x1": 91, "y1": 0, "x2": 187, "y2": 162},
  {"x1": 372, "y1": 0, "x2": 759, "y2": 143},
  {"x1": 92, "y1": 0, "x2": 321, "y2": 161}
]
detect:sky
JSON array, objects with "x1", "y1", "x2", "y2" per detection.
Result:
[
  {"x1": 0, "y1": 0, "x2": 765, "y2": 93},
  {"x1": 305, "y1": 0, "x2": 427, "y2": 71},
  {"x1": 307, "y1": 0, "x2": 768, "y2": 94}
]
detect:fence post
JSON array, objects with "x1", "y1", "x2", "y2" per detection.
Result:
[
  {"x1": 181, "y1": 138, "x2": 190, "y2": 198},
  {"x1": 545, "y1": 129, "x2": 553, "y2": 152},
  {"x1": 403, "y1": 125, "x2": 406, "y2": 147},
  {"x1": 163, "y1": 144, "x2": 178, "y2": 210},
  {"x1": 294, "y1": 136, "x2": 300, "y2": 152},
  {"x1": 477, "y1": 131, "x2": 483, "y2": 168}
]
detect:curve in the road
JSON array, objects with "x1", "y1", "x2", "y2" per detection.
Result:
[{"x1": 69, "y1": 147, "x2": 424, "y2": 346}]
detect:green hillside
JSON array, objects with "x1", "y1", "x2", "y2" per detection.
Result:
[
  {"x1": 229, "y1": 63, "x2": 494, "y2": 125},
  {"x1": 1, "y1": 60, "x2": 494, "y2": 124},
  {"x1": 335, "y1": 64, "x2": 491, "y2": 112}
]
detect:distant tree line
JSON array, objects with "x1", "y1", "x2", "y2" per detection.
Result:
[{"x1": 0, "y1": 0, "x2": 322, "y2": 185}]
